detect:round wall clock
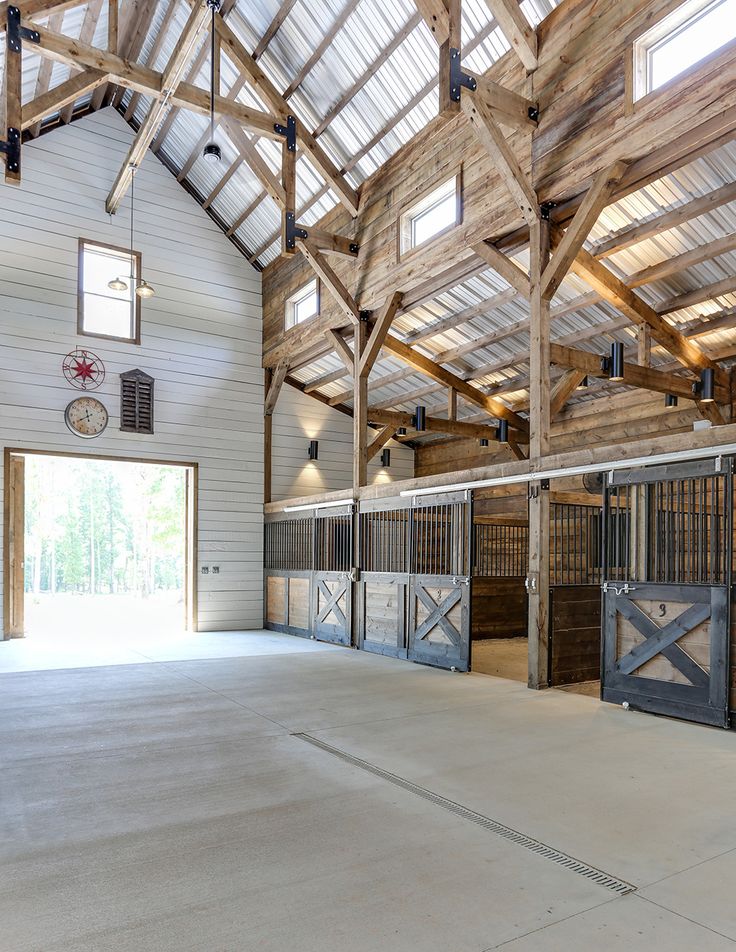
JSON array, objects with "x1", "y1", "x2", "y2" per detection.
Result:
[
  {"x1": 62, "y1": 348, "x2": 105, "y2": 390},
  {"x1": 64, "y1": 396, "x2": 109, "y2": 439}
]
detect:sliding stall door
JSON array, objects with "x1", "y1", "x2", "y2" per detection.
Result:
[{"x1": 312, "y1": 505, "x2": 353, "y2": 646}]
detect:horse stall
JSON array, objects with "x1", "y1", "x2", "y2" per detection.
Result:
[
  {"x1": 357, "y1": 491, "x2": 473, "y2": 670},
  {"x1": 469, "y1": 487, "x2": 529, "y2": 681},
  {"x1": 548, "y1": 498, "x2": 604, "y2": 691},
  {"x1": 264, "y1": 511, "x2": 314, "y2": 637},
  {"x1": 601, "y1": 459, "x2": 733, "y2": 727}
]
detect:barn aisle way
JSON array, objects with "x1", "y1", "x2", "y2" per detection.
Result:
[{"x1": 2, "y1": 632, "x2": 735, "y2": 951}]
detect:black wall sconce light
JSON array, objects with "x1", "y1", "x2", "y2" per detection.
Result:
[
  {"x1": 413, "y1": 405, "x2": 426, "y2": 432},
  {"x1": 665, "y1": 393, "x2": 678, "y2": 408},
  {"x1": 576, "y1": 375, "x2": 589, "y2": 390},
  {"x1": 496, "y1": 419, "x2": 509, "y2": 443},
  {"x1": 380, "y1": 448, "x2": 391, "y2": 468},
  {"x1": 308, "y1": 439, "x2": 319, "y2": 460},
  {"x1": 609, "y1": 342, "x2": 624, "y2": 382},
  {"x1": 479, "y1": 437, "x2": 489, "y2": 447},
  {"x1": 397, "y1": 427, "x2": 407, "y2": 436},
  {"x1": 693, "y1": 367, "x2": 715, "y2": 403}
]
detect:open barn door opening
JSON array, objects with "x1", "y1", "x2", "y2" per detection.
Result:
[{"x1": 602, "y1": 459, "x2": 732, "y2": 728}]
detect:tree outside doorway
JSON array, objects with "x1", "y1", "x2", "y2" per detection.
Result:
[{"x1": 24, "y1": 456, "x2": 187, "y2": 636}]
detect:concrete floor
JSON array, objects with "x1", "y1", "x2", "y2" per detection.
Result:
[{"x1": 2, "y1": 631, "x2": 736, "y2": 950}]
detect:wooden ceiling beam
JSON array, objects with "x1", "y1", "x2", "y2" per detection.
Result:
[
  {"x1": 59, "y1": 0, "x2": 102, "y2": 124},
  {"x1": 413, "y1": 0, "x2": 450, "y2": 44},
  {"x1": 628, "y1": 233, "x2": 736, "y2": 288},
  {"x1": 253, "y1": 0, "x2": 299, "y2": 60},
  {"x1": 298, "y1": 238, "x2": 361, "y2": 325},
  {"x1": 283, "y1": 0, "x2": 362, "y2": 99},
  {"x1": 471, "y1": 241, "x2": 530, "y2": 296},
  {"x1": 26, "y1": 9, "x2": 64, "y2": 138},
  {"x1": 21, "y1": 68, "x2": 108, "y2": 130},
  {"x1": 0, "y1": 0, "x2": 84, "y2": 22},
  {"x1": 123, "y1": 0, "x2": 181, "y2": 122},
  {"x1": 325, "y1": 329, "x2": 356, "y2": 374},
  {"x1": 359, "y1": 291, "x2": 404, "y2": 378},
  {"x1": 465, "y1": 70, "x2": 538, "y2": 132},
  {"x1": 368, "y1": 407, "x2": 503, "y2": 442},
  {"x1": 550, "y1": 370, "x2": 588, "y2": 418},
  {"x1": 381, "y1": 335, "x2": 529, "y2": 433},
  {"x1": 657, "y1": 276, "x2": 736, "y2": 316}
]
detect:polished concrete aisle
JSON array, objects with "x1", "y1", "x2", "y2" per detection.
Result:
[{"x1": 2, "y1": 632, "x2": 736, "y2": 951}]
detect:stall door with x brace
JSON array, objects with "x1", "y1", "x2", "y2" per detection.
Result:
[{"x1": 602, "y1": 459, "x2": 732, "y2": 728}]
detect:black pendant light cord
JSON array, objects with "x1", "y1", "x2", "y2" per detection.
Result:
[{"x1": 209, "y1": 2, "x2": 216, "y2": 142}]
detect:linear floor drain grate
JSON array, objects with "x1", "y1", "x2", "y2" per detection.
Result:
[{"x1": 295, "y1": 733, "x2": 636, "y2": 896}]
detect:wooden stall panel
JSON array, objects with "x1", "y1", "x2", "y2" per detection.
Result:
[
  {"x1": 288, "y1": 576, "x2": 310, "y2": 632},
  {"x1": 408, "y1": 576, "x2": 471, "y2": 671},
  {"x1": 363, "y1": 579, "x2": 405, "y2": 651},
  {"x1": 549, "y1": 585, "x2": 601, "y2": 686},
  {"x1": 471, "y1": 576, "x2": 528, "y2": 639},
  {"x1": 313, "y1": 576, "x2": 351, "y2": 646},
  {"x1": 266, "y1": 576, "x2": 287, "y2": 626}
]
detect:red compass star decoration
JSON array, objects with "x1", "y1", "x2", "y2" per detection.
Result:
[{"x1": 62, "y1": 349, "x2": 105, "y2": 391}]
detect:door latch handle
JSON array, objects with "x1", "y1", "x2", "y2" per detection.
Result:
[
  {"x1": 602, "y1": 582, "x2": 636, "y2": 595},
  {"x1": 525, "y1": 576, "x2": 537, "y2": 594}
]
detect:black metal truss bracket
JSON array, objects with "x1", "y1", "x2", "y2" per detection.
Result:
[
  {"x1": 284, "y1": 212, "x2": 308, "y2": 251},
  {"x1": 274, "y1": 114, "x2": 296, "y2": 152},
  {"x1": 0, "y1": 128, "x2": 20, "y2": 175},
  {"x1": 7, "y1": 6, "x2": 40, "y2": 53},
  {"x1": 449, "y1": 48, "x2": 477, "y2": 103},
  {"x1": 540, "y1": 201, "x2": 557, "y2": 221}
]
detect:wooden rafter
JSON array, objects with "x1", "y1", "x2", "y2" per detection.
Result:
[
  {"x1": 482, "y1": 0, "x2": 537, "y2": 71},
  {"x1": 22, "y1": 69, "x2": 108, "y2": 130},
  {"x1": 326, "y1": 329, "x2": 355, "y2": 373},
  {"x1": 105, "y1": 2, "x2": 211, "y2": 213},
  {"x1": 123, "y1": 0, "x2": 180, "y2": 122},
  {"x1": 414, "y1": 0, "x2": 450, "y2": 44},
  {"x1": 550, "y1": 370, "x2": 587, "y2": 418},
  {"x1": 471, "y1": 241, "x2": 530, "y2": 296},
  {"x1": 465, "y1": 70, "x2": 538, "y2": 132},
  {"x1": 254, "y1": 0, "x2": 299, "y2": 60},
  {"x1": 368, "y1": 407, "x2": 504, "y2": 442},
  {"x1": 27, "y1": 10, "x2": 64, "y2": 138},
  {"x1": 59, "y1": 0, "x2": 102, "y2": 124}
]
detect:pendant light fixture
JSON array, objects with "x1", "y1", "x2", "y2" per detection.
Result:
[
  {"x1": 203, "y1": 0, "x2": 222, "y2": 164},
  {"x1": 108, "y1": 164, "x2": 155, "y2": 298}
]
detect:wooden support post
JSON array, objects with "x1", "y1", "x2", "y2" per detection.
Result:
[
  {"x1": 448, "y1": 387, "x2": 457, "y2": 421},
  {"x1": 108, "y1": 0, "x2": 118, "y2": 53},
  {"x1": 528, "y1": 217, "x2": 550, "y2": 690},
  {"x1": 439, "y1": 0, "x2": 461, "y2": 115},
  {"x1": 3, "y1": 4, "x2": 22, "y2": 185},
  {"x1": 264, "y1": 369, "x2": 272, "y2": 505},
  {"x1": 264, "y1": 360, "x2": 288, "y2": 416},
  {"x1": 354, "y1": 320, "x2": 368, "y2": 489},
  {"x1": 638, "y1": 325, "x2": 651, "y2": 368},
  {"x1": 281, "y1": 117, "x2": 296, "y2": 256}
]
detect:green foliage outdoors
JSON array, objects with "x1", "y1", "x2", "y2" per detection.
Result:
[{"x1": 24, "y1": 457, "x2": 185, "y2": 596}]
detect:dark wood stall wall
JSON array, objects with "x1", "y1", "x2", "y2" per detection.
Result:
[
  {"x1": 548, "y1": 502, "x2": 603, "y2": 686},
  {"x1": 471, "y1": 521, "x2": 528, "y2": 641},
  {"x1": 264, "y1": 515, "x2": 314, "y2": 637}
]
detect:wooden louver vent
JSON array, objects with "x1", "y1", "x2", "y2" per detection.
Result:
[{"x1": 120, "y1": 369, "x2": 154, "y2": 434}]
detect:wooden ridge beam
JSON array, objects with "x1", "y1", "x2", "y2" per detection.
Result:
[
  {"x1": 105, "y1": 1, "x2": 211, "y2": 213},
  {"x1": 21, "y1": 69, "x2": 108, "y2": 130},
  {"x1": 541, "y1": 160, "x2": 627, "y2": 300},
  {"x1": 381, "y1": 335, "x2": 529, "y2": 433}
]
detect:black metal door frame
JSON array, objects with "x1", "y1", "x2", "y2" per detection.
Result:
[
  {"x1": 406, "y1": 490, "x2": 473, "y2": 671},
  {"x1": 601, "y1": 457, "x2": 732, "y2": 727}
]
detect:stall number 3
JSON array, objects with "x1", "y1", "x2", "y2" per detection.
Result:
[{"x1": 658, "y1": 603, "x2": 667, "y2": 617}]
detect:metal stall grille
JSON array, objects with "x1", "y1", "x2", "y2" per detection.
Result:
[
  {"x1": 602, "y1": 459, "x2": 733, "y2": 727},
  {"x1": 407, "y1": 493, "x2": 472, "y2": 671},
  {"x1": 312, "y1": 505, "x2": 354, "y2": 645},
  {"x1": 357, "y1": 500, "x2": 411, "y2": 658},
  {"x1": 473, "y1": 523, "x2": 528, "y2": 578},
  {"x1": 264, "y1": 514, "x2": 314, "y2": 636},
  {"x1": 548, "y1": 502, "x2": 603, "y2": 687}
]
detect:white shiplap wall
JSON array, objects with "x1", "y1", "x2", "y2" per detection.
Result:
[
  {"x1": 0, "y1": 110, "x2": 264, "y2": 632},
  {"x1": 271, "y1": 384, "x2": 414, "y2": 501}
]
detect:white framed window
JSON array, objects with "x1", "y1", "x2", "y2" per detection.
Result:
[
  {"x1": 399, "y1": 174, "x2": 461, "y2": 255},
  {"x1": 285, "y1": 278, "x2": 319, "y2": 329},
  {"x1": 78, "y1": 239, "x2": 141, "y2": 343},
  {"x1": 633, "y1": 0, "x2": 736, "y2": 101}
]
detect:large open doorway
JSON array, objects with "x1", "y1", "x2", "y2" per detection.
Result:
[{"x1": 3, "y1": 450, "x2": 197, "y2": 641}]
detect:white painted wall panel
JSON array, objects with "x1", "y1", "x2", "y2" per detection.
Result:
[
  {"x1": 271, "y1": 384, "x2": 414, "y2": 501},
  {"x1": 0, "y1": 110, "x2": 264, "y2": 631}
]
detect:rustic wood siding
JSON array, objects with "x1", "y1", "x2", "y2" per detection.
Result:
[
  {"x1": 271, "y1": 383, "x2": 414, "y2": 501},
  {"x1": 0, "y1": 110, "x2": 264, "y2": 632}
]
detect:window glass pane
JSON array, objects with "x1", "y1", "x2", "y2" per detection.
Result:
[
  {"x1": 294, "y1": 287, "x2": 318, "y2": 324},
  {"x1": 648, "y1": 0, "x2": 736, "y2": 92},
  {"x1": 83, "y1": 293, "x2": 134, "y2": 338},
  {"x1": 286, "y1": 278, "x2": 318, "y2": 328},
  {"x1": 81, "y1": 242, "x2": 138, "y2": 340},
  {"x1": 412, "y1": 191, "x2": 457, "y2": 247}
]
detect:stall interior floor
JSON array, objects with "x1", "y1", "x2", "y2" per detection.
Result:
[
  {"x1": 472, "y1": 635, "x2": 602, "y2": 697},
  {"x1": 2, "y1": 628, "x2": 736, "y2": 951}
]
